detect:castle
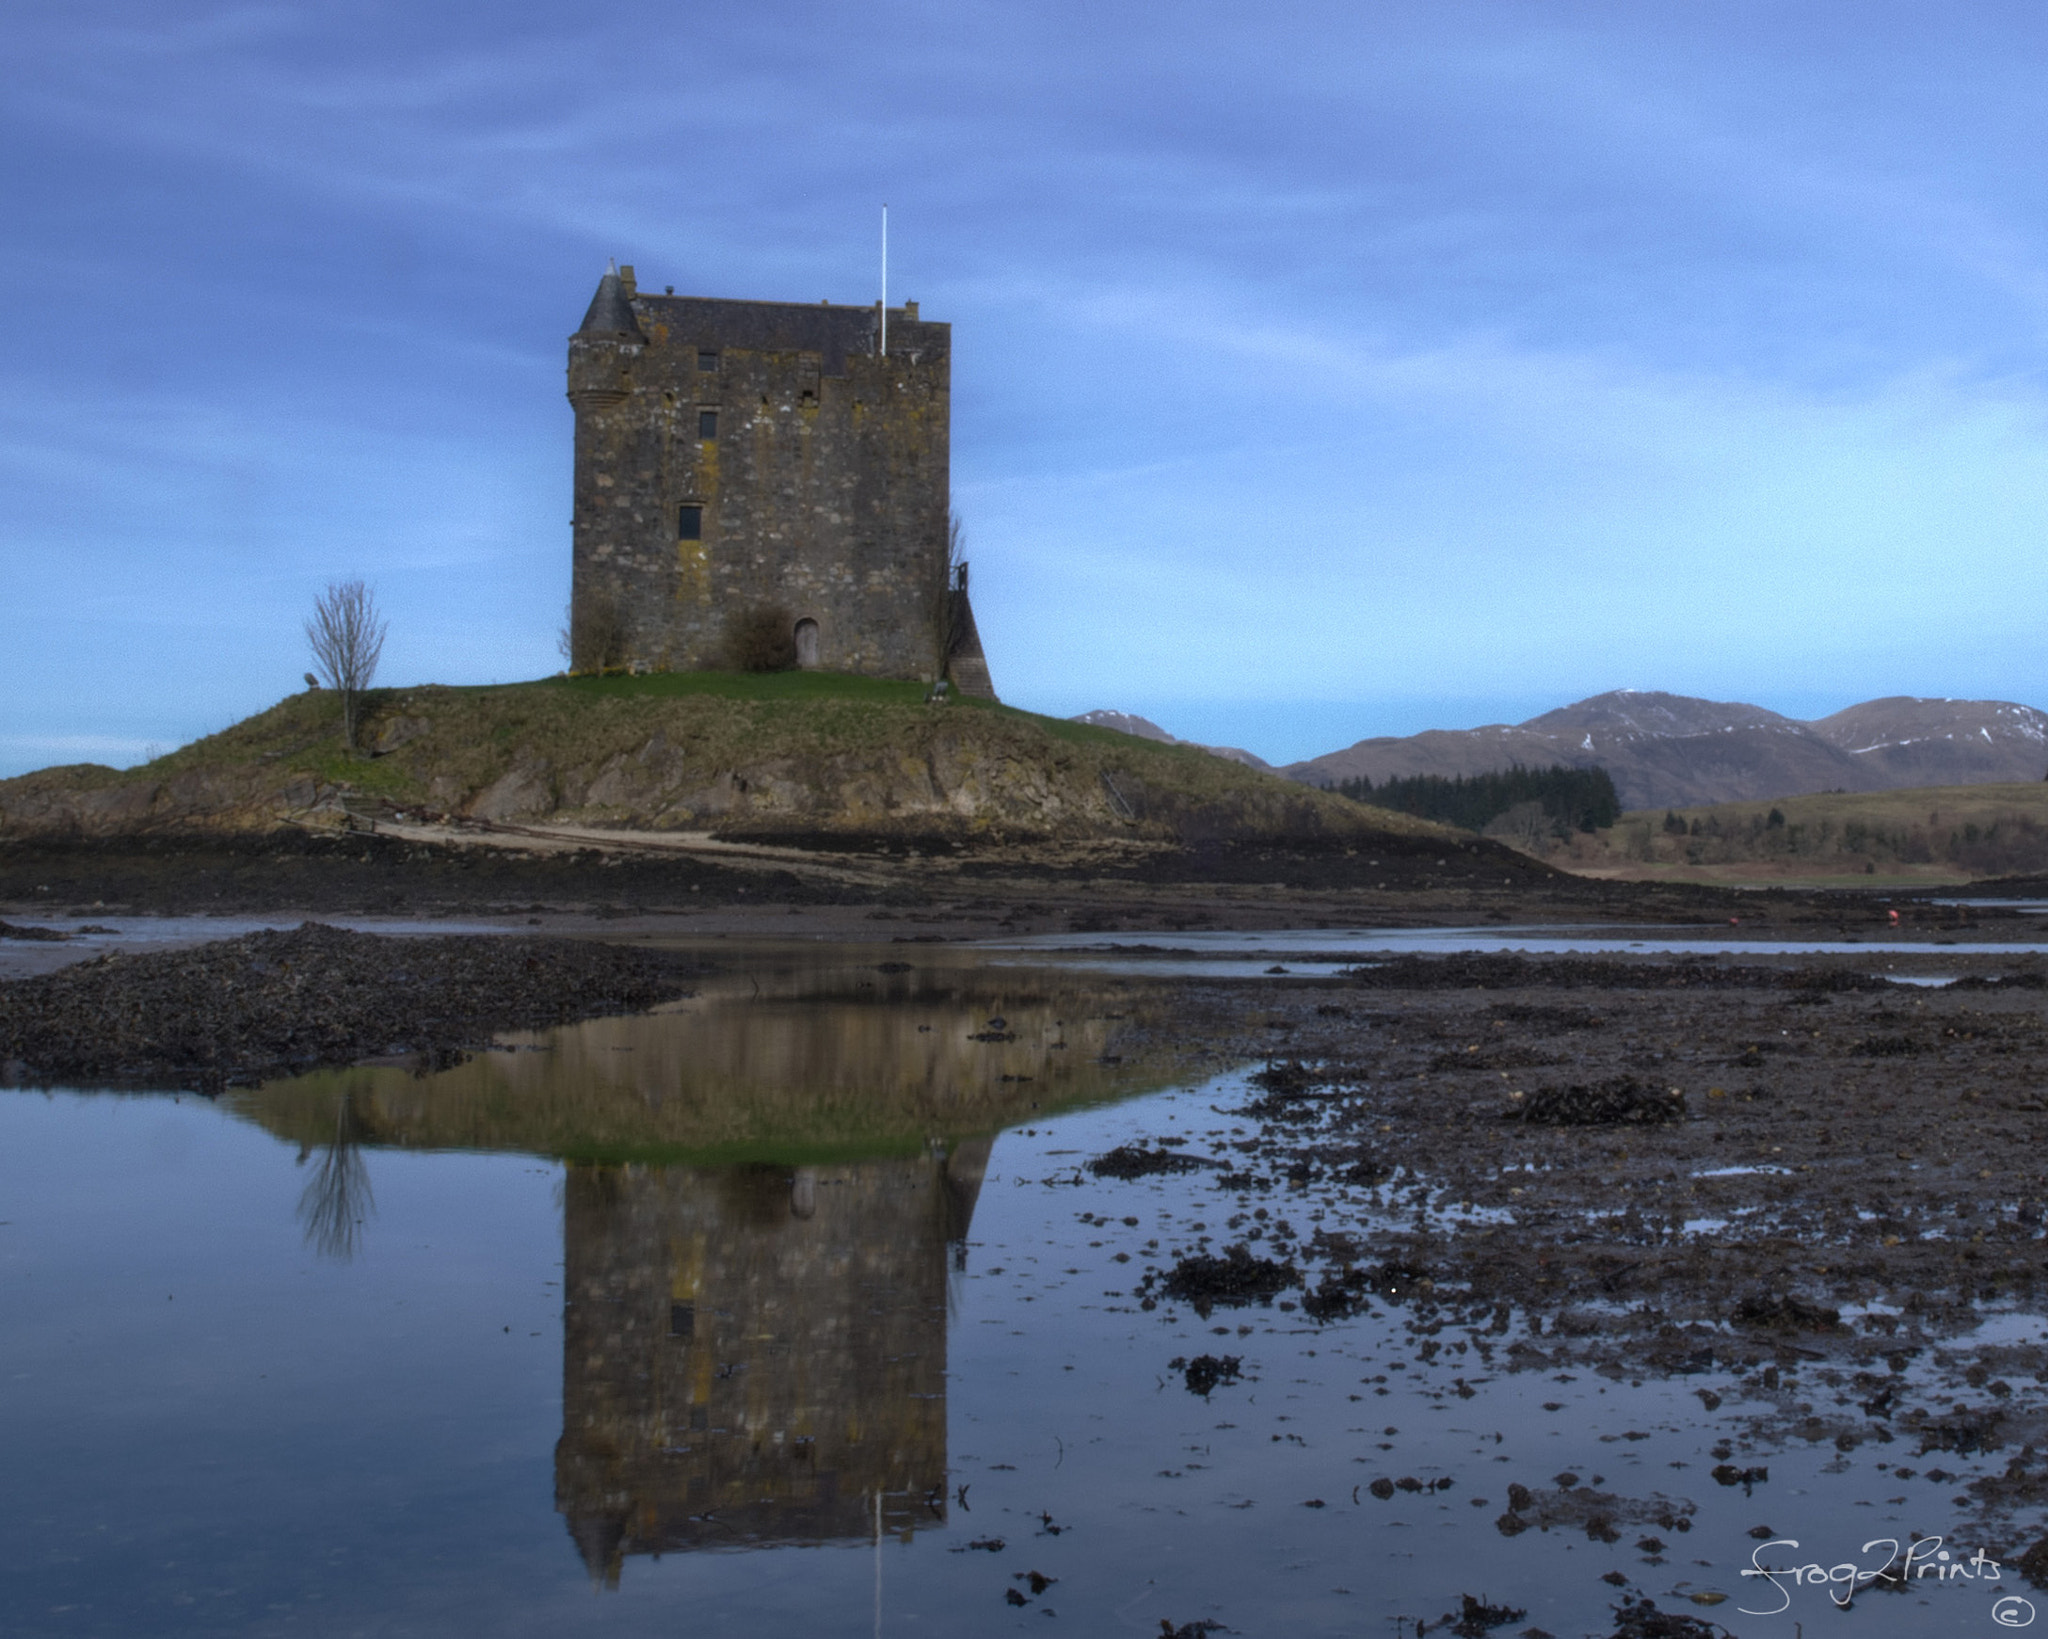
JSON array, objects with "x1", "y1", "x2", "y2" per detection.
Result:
[{"x1": 567, "y1": 266, "x2": 995, "y2": 698}]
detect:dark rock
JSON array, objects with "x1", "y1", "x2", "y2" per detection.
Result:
[
  {"x1": 1730, "y1": 1293, "x2": 1840, "y2": 1331},
  {"x1": 1088, "y1": 1144, "x2": 1220, "y2": 1180},
  {"x1": 1170, "y1": 1353, "x2": 1243, "y2": 1396},
  {"x1": 1437, "y1": 1594, "x2": 1528, "y2": 1637},
  {"x1": 1512, "y1": 1077, "x2": 1684, "y2": 1127},
  {"x1": 1605, "y1": 1595, "x2": 1728, "y2": 1638},
  {"x1": 1160, "y1": 1245, "x2": 1300, "y2": 1316}
]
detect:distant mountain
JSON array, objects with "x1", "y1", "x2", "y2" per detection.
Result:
[
  {"x1": 1068, "y1": 710, "x2": 1273, "y2": 771},
  {"x1": 1808, "y1": 698, "x2": 2048, "y2": 787},
  {"x1": 1280, "y1": 691, "x2": 2048, "y2": 811}
]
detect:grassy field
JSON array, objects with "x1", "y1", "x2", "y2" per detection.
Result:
[
  {"x1": 1540, "y1": 780, "x2": 2048, "y2": 885},
  {"x1": 529, "y1": 669, "x2": 943, "y2": 706}
]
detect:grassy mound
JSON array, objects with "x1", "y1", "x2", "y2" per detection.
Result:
[{"x1": 0, "y1": 671, "x2": 1449, "y2": 848}]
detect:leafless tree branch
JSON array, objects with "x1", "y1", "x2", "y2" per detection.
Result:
[{"x1": 305, "y1": 579, "x2": 387, "y2": 749}]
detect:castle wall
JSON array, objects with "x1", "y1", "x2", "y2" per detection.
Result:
[{"x1": 568, "y1": 275, "x2": 951, "y2": 679}]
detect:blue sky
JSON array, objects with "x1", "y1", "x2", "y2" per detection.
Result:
[{"x1": 5, "y1": 0, "x2": 2048, "y2": 773}]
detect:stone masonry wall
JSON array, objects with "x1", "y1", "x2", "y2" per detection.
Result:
[{"x1": 569, "y1": 273, "x2": 951, "y2": 679}]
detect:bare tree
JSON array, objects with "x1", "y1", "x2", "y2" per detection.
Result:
[
  {"x1": 305, "y1": 579, "x2": 387, "y2": 749},
  {"x1": 1481, "y1": 799, "x2": 1558, "y2": 856}
]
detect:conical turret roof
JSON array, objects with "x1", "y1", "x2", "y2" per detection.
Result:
[{"x1": 576, "y1": 270, "x2": 644, "y2": 341}]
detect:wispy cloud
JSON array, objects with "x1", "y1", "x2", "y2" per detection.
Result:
[{"x1": 7, "y1": 0, "x2": 2048, "y2": 769}]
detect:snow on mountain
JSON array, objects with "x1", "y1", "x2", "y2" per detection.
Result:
[
  {"x1": 1282, "y1": 691, "x2": 2048, "y2": 811},
  {"x1": 1068, "y1": 710, "x2": 1273, "y2": 771}
]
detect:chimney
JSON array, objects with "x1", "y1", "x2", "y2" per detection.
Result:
[
  {"x1": 618, "y1": 265, "x2": 637, "y2": 298},
  {"x1": 903, "y1": 300, "x2": 918, "y2": 319}
]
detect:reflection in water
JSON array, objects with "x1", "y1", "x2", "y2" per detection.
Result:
[
  {"x1": 227, "y1": 961, "x2": 1174, "y2": 1584},
  {"x1": 556, "y1": 1145, "x2": 986, "y2": 1581},
  {"x1": 295, "y1": 1093, "x2": 375, "y2": 1261},
  {"x1": 235, "y1": 966, "x2": 1168, "y2": 1165}
]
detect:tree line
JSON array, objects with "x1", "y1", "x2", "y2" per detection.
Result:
[{"x1": 1330, "y1": 763, "x2": 1621, "y2": 835}]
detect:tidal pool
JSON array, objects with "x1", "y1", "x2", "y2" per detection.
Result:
[
  {"x1": 2, "y1": 962, "x2": 2040, "y2": 1637},
  {"x1": 987, "y1": 924, "x2": 2048, "y2": 973}
]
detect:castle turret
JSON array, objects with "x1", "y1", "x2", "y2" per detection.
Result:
[
  {"x1": 567, "y1": 267, "x2": 643, "y2": 408},
  {"x1": 576, "y1": 265, "x2": 644, "y2": 342},
  {"x1": 566, "y1": 268, "x2": 652, "y2": 671}
]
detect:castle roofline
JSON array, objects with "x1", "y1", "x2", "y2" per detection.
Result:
[
  {"x1": 576, "y1": 270, "x2": 644, "y2": 342},
  {"x1": 628, "y1": 294, "x2": 944, "y2": 375},
  {"x1": 635, "y1": 292, "x2": 938, "y2": 317}
]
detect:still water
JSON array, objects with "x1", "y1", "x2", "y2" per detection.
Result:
[
  {"x1": 988, "y1": 924, "x2": 2048, "y2": 973},
  {"x1": 2, "y1": 961, "x2": 2038, "y2": 1636}
]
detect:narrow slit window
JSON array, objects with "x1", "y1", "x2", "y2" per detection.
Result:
[
  {"x1": 678, "y1": 505, "x2": 703, "y2": 540},
  {"x1": 698, "y1": 409, "x2": 718, "y2": 439},
  {"x1": 697, "y1": 349, "x2": 719, "y2": 372}
]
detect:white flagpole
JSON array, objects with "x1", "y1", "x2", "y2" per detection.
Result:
[{"x1": 880, "y1": 203, "x2": 889, "y2": 358}]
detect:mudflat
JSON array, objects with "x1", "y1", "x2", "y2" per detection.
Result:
[
  {"x1": 0, "y1": 923, "x2": 706, "y2": 1090},
  {"x1": 1133, "y1": 951, "x2": 2048, "y2": 1357},
  {"x1": 10, "y1": 830, "x2": 2048, "y2": 1627},
  {"x1": 5, "y1": 825, "x2": 2037, "y2": 938}
]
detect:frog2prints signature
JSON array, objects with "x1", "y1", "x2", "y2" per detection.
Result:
[{"x1": 1741, "y1": 1534, "x2": 2036, "y2": 1624}]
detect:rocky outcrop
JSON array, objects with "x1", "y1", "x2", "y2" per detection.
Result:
[{"x1": 0, "y1": 761, "x2": 345, "y2": 838}]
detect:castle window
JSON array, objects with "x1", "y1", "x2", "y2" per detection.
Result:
[
  {"x1": 697, "y1": 349, "x2": 719, "y2": 372},
  {"x1": 698, "y1": 409, "x2": 718, "y2": 439},
  {"x1": 678, "y1": 505, "x2": 703, "y2": 540}
]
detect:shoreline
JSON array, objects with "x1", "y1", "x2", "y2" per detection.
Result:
[{"x1": 11, "y1": 904, "x2": 2048, "y2": 1581}]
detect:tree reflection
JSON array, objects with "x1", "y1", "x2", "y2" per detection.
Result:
[{"x1": 297, "y1": 1093, "x2": 375, "y2": 1261}]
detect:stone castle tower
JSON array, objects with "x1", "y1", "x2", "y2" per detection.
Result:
[{"x1": 567, "y1": 266, "x2": 995, "y2": 698}]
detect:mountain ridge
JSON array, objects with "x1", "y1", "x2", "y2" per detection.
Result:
[
  {"x1": 1067, "y1": 710, "x2": 1274, "y2": 772},
  {"x1": 1278, "y1": 690, "x2": 2048, "y2": 810}
]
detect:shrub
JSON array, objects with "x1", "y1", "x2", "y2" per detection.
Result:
[
  {"x1": 723, "y1": 605, "x2": 799, "y2": 672},
  {"x1": 562, "y1": 590, "x2": 629, "y2": 674}
]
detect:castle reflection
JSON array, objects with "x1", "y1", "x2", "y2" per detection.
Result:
[
  {"x1": 556, "y1": 1145, "x2": 986, "y2": 1580},
  {"x1": 227, "y1": 954, "x2": 1171, "y2": 1583}
]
